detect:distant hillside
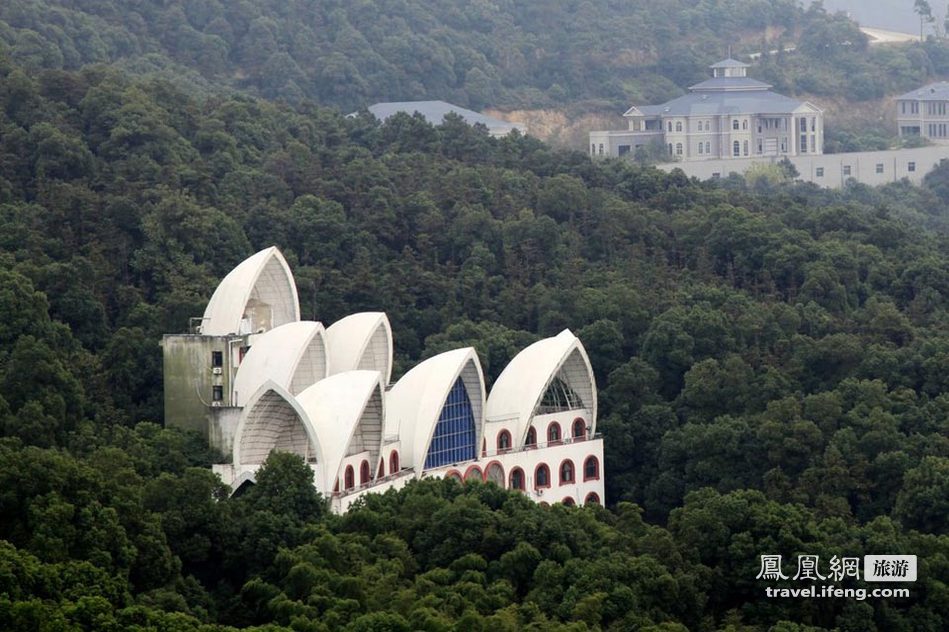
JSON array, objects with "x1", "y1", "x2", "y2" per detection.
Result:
[
  {"x1": 3, "y1": 0, "x2": 948, "y2": 117},
  {"x1": 817, "y1": 0, "x2": 938, "y2": 35}
]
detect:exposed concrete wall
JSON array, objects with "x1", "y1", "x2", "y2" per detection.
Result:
[
  {"x1": 162, "y1": 333, "x2": 245, "y2": 442},
  {"x1": 654, "y1": 145, "x2": 949, "y2": 188}
]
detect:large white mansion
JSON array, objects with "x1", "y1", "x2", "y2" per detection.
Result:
[
  {"x1": 590, "y1": 59, "x2": 824, "y2": 161},
  {"x1": 162, "y1": 248, "x2": 604, "y2": 512}
]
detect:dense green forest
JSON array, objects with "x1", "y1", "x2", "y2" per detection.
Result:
[
  {"x1": 1, "y1": 34, "x2": 948, "y2": 629},
  {"x1": 3, "y1": 0, "x2": 949, "y2": 118}
]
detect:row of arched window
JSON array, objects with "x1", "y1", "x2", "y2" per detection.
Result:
[
  {"x1": 447, "y1": 455, "x2": 600, "y2": 490},
  {"x1": 337, "y1": 450, "x2": 401, "y2": 492},
  {"x1": 522, "y1": 418, "x2": 587, "y2": 449},
  {"x1": 508, "y1": 456, "x2": 599, "y2": 490}
]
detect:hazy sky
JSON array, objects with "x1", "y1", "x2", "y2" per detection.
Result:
[{"x1": 813, "y1": 0, "x2": 943, "y2": 35}]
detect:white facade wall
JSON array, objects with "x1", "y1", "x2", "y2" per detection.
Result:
[{"x1": 656, "y1": 145, "x2": 949, "y2": 188}]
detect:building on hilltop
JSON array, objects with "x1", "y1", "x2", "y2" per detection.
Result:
[
  {"x1": 896, "y1": 82, "x2": 949, "y2": 142},
  {"x1": 362, "y1": 100, "x2": 526, "y2": 137},
  {"x1": 162, "y1": 247, "x2": 604, "y2": 512},
  {"x1": 589, "y1": 58, "x2": 824, "y2": 161}
]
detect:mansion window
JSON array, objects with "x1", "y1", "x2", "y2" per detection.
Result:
[
  {"x1": 800, "y1": 135, "x2": 807, "y2": 153},
  {"x1": 698, "y1": 142, "x2": 704, "y2": 155},
  {"x1": 743, "y1": 140, "x2": 749, "y2": 156},
  {"x1": 876, "y1": 163, "x2": 884, "y2": 174},
  {"x1": 732, "y1": 119, "x2": 739, "y2": 130},
  {"x1": 675, "y1": 143, "x2": 683, "y2": 155},
  {"x1": 733, "y1": 141, "x2": 740, "y2": 156},
  {"x1": 909, "y1": 161, "x2": 916, "y2": 172},
  {"x1": 667, "y1": 121, "x2": 673, "y2": 131},
  {"x1": 675, "y1": 121, "x2": 683, "y2": 132},
  {"x1": 843, "y1": 165, "x2": 852, "y2": 176},
  {"x1": 742, "y1": 120, "x2": 748, "y2": 130},
  {"x1": 705, "y1": 141, "x2": 711, "y2": 154}
]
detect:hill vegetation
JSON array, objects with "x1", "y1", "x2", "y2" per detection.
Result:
[
  {"x1": 3, "y1": 0, "x2": 949, "y2": 118},
  {"x1": 0, "y1": 39, "x2": 948, "y2": 630}
]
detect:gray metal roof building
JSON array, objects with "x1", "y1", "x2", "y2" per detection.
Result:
[{"x1": 365, "y1": 100, "x2": 526, "y2": 137}]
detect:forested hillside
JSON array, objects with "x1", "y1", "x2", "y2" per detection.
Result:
[
  {"x1": 2, "y1": 0, "x2": 949, "y2": 116},
  {"x1": 1, "y1": 41, "x2": 948, "y2": 630}
]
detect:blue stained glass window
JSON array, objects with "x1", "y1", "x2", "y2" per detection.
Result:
[{"x1": 424, "y1": 377, "x2": 476, "y2": 469}]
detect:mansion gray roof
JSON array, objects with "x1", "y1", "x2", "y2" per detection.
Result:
[
  {"x1": 898, "y1": 82, "x2": 949, "y2": 101},
  {"x1": 637, "y1": 90, "x2": 816, "y2": 117},
  {"x1": 689, "y1": 77, "x2": 773, "y2": 91},
  {"x1": 709, "y1": 58, "x2": 750, "y2": 68},
  {"x1": 366, "y1": 100, "x2": 523, "y2": 132}
]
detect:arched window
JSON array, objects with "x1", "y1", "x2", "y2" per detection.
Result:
[
  {"x1": 675, "y1": 142, "x2": 683, "y2": 155},
  {"x1": 547, "y1": 422, "x2": 561, "y2": 445},
  {"x1": 572, "y1": 418, "x2": 586, "y2": 439},
  {"x1": 446, "y1": 470, "x2": 462, "y2": 481},
  {"x1": 485, "y1": 461, "x2": 504, "y2": 487},
  {"x1": 563, "y1": 497, "x2": 576, "y2": 506},
  {"x1": 585, "y1": 492, "x2": 600, "y2": 505},
  {"x1": 560, "y1": 460, "x2": 575, "y2": 485},
  {"x1": 377, "y1": 459, "x2": 385, "y2": 478},
  {"x1": 742, "y1": 120, "x2": 748, "y2": 130},
  {"x1": 667, "y1": 143, "x2": 673, "y2": 155},
  {"x1": 583, "y1": 456, "x2": 600, "y2": 481},
  {"x1": 733, "y1": 141, "x2": 740, "y2": 157},
  {"x1": 667, "y1": 121, "x2": 672, "y2": 132},
  {"x1": 360, "y1": 460, "x2": 371, "y2": 485},
  {"x1": 389, "y1": 450, "x2": 400, "y2": 474},
  {"x1": 510, "y1": 467, "x2": 525, "y2": 490},
  {"x1": 344, "y1": 465, "x2": 355, "y2": 490},
  {"x1": 535, "y1": 464, "x2": 550, "y2": 488},
  {"x1": 732, "y1": 119, "x2": 740, "y2": 130},
  {"x1": 425, "y1": 377, "x2": 476, "y2": 469},
  {"x1": 464, "y1": 465, "x2": 482, "y2": 481},
  {"x1": 526, "y1": 427, "x2": 537, "y2": 447},
  {"x1": 675, "y1": 121, "x2": 682, "y2": 132},
  {"x1": 497, "y1": 430, "x2": 512, "y2": 453}
]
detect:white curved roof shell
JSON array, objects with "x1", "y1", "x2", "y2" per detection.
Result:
[
  {"x1": 385, "y1": 348, "x2": 484, "y2": 472},
  {"x1": 295, "y1": 371, "x2": 385, "y2": 492},
  {"x1": 232, "y1": 382, "x2": 324, "y2": 486},
  {"x1": 325, "y1": 312, "x2": 393, "y2": 384},
  {"x1": 201, "y1": 247, "x2": 300, "y2": 335},
  {"x1": 485, "y1": 329, "x2": 597, "y2": 446},
  {"x1": 233, "y1": 321, "x2": 328, "y2": 406}
]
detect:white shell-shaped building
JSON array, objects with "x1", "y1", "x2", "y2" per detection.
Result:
[
  {"x1": 325, "y1": 312, "x2": 393, "y2": 384},
  {"x1": 232, "y1": 381, "x2": 323, "y2": 477},
  {"x1": 485, "y1": 329, "x2": 597, "y2": 448},
  {"x1": 201, "y1": 247, "x2": 299, "y2": 335},
  {"x1": 232, "y1": 321, "x2": 328, "y2": 406},
  {"x1": 296, "y1": 371, "x2": 385, "y2": 493},
  {"x1": 167, "y1": 246, "x2": 605, "y2": 512},
  {"x1": 385, "y1": 348, "x2": 485, "y2": 473}
]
